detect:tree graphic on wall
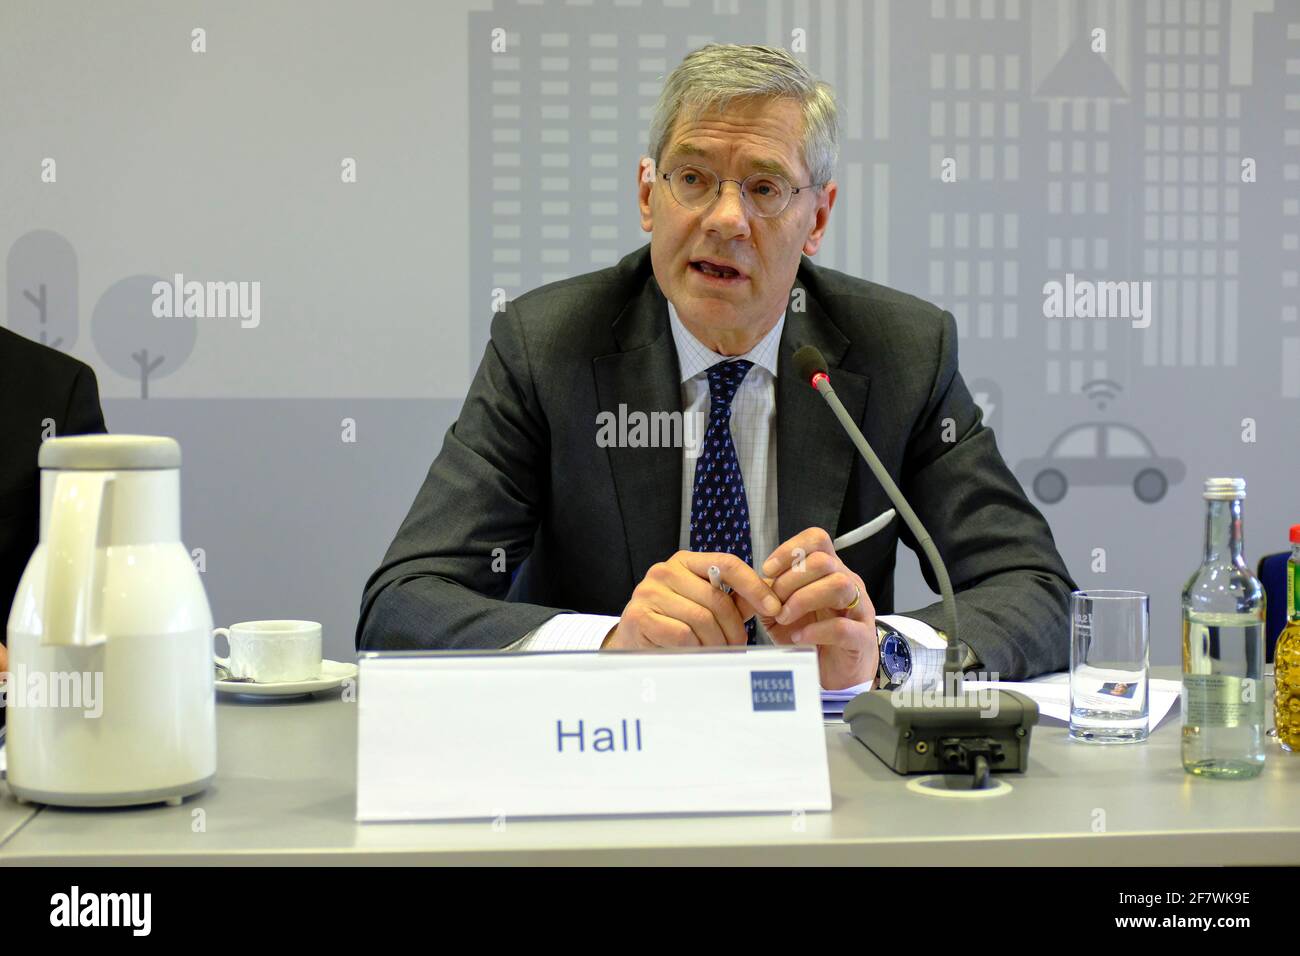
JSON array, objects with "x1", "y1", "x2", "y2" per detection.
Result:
[
  {"x1": 5, "y1": 230, "x2": 79, "y2": 350},
  {"x1": 91, "y1": 275, "x2": 197, "y2": 399}
]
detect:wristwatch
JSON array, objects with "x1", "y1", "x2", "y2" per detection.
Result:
[
  {"x1": 874, "y1": 622, "x2": 912, "y2": 690},
  {"x1": 874, "y1": 623, "x2": 981, "y2": 691}
]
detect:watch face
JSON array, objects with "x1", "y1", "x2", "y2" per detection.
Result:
[{"x1": 880, "y1": 632, "x2": 911, "y2": 682}]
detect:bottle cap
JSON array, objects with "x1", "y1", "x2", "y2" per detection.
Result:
[
  {"x1": 1202, "y1": 477, "x2": 1246, "y2": 500},
  {"x1": 1290, "y1": 524, "x2": 1300, "y2": 544}
]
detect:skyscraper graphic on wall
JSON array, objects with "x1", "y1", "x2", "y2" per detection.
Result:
[
  {"x1": 1242, "y1": 0, "x2": 1300, "y2": 399},
  {"x1": 466, "y1": 0, "x2": 763, "y2": 361},
  {"x1": 890, "y1": 0, "x2": 1035, "y2": 348},
  {"x1": 465, "y1": 0, "x2": 1291, "y2": 410},
  {"x1": 1035, "y1": 4, "x2": 1133, "y2": 397},
  {"x1": 1130, "y1": 0, "x2": 1244, "y2": 373}
]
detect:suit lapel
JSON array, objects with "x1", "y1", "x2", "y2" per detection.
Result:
[
  {"x1": 594, "y1": 260, "x2": 872, "y2": 579},
  {"x1": 593, "y1": 277, "x2": 683, "y2": 581},
  {"x1": 776, "y1": 271, "x2": 871, "y2": 545}
]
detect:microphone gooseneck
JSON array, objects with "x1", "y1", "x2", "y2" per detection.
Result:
[{"x1": 792, "y1": 345, "x2": 963, "y2": 688}]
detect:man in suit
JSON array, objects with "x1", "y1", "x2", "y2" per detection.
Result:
[
  {"x1": 0, "y1": 326, "x2": 108, "y2": 675},
  {"x1": 357, "y1": 44, "x2": 1077, "y2": 690}
]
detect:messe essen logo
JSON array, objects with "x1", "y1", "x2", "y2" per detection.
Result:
[{"x1": 751, "y1": 671, "x2": 796, "y2": 711}]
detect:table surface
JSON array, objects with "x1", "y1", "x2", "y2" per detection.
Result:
[
  {"x1": 2, "y1": 667, "x2": 1298, "y2": 865},
  {"x1": 0, "y1": 742, "x2": 38, "y2": 851}
]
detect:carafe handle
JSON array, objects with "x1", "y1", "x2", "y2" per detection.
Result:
[{"x1": 42, "y1": 471, "x2": 112, "y2": 647}]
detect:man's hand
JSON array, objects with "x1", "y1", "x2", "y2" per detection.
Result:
[
  {"x1": 740, "y1": 527, "x2": 880, "y2": 690},
  {"x1": 605, "y1": 552, "x2": 783, "y2": 649}
]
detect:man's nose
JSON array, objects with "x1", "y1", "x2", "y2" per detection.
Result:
[{"x1": 700, "y1": 181, "x2": 751, "y2": 241}]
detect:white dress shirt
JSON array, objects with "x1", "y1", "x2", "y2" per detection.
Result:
[{"x1": 508, "y1": 299, "x2": 949, "y2": 690}]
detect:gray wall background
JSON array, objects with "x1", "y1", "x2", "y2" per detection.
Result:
[{"x1": 3, "y1": 0, "x2": 1297, "y2": 665}]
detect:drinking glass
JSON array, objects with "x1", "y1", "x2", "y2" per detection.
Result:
[{"x1": 1070, "y1": 590, "x2": 1149, "y2": 743}]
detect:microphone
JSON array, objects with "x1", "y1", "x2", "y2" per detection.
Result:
[
  {"x1": 793, "y1": 345, "x2": 1037, "y2": 787},
  {"x1": 793, "y1": 345, "x2": 961, "y2": 681}
]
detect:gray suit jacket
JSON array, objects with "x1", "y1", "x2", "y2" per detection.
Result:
[{"x1": 356, "y1": 244, "x2": 1078, "y2": 680}]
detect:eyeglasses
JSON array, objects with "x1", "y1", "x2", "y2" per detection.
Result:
[{"x1": 659, "y1": 164, "x2": 826, "y2": 218}]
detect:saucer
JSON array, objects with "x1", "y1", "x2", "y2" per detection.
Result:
[{"x1": 215, "y1": 659, "x2": 357, "y2": 697}]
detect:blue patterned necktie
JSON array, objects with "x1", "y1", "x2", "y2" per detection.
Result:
[{"x1": 689, "y1": 359, "x2": 757, "y2": 645}]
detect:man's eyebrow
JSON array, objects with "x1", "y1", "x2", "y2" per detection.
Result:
[
  {"x1": 666, "y1": 142, "x2": 709, "y2": 160},
  {"x1": 748, "y1": 157, "x2": 796, "y2": 180},
  {"x1": 665, "y1": 142, "x2": 796, "y2": 181}
]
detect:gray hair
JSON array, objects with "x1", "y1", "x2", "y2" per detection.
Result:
[{"x1": 648, "y1": 44, "x2": 839, "y2": 186}]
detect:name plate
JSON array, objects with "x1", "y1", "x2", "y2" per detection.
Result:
[{"x1": 356, "y1": 646, "x2": 831, "y2": 821}]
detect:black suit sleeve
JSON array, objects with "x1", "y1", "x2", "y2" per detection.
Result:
[
  {"x1": 355, "y1": 304, "x2": 571, "y2": 651},
  {"x1": 894, "y1": 310, "x2": 1079, "y2": 680},
  {"x1": 63, "y1": 364, "x2": 108, "y2": 436}
]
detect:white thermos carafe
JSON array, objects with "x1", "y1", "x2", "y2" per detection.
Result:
[{"x1": 6, "y1": 435, "x2": 216, "y2": 806}]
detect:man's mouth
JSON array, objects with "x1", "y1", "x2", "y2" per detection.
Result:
[{"x1": 689, "y1": 258, "x2": 746, "y2": 281}]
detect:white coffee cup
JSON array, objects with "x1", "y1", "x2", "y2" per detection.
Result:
[{"x1": 214, "y1": 620, "x2": 322, "y2": 683}]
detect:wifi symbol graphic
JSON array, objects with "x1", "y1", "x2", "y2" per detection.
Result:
[{"x1": 1083, "y1": 379, "x2": 1123, "y2": 410}]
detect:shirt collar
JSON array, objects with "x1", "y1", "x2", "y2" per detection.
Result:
[{"x1": 666, "y1": 299, "x2": 785, "y2": 385}]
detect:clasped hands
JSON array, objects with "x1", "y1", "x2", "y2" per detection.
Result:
[{"x1": 605, "y1": 527, "x2": 879, "y2": 690}]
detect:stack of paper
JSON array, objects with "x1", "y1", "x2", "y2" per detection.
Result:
[
  {"x1": 962, "y1": 674, "x2": 1183, "y2": 728},
  {"x1": 822, "y1": 681, "x2": 874, "y2": 718},
  {"x1": 821, "y1": 672, "x2": 1183, "y2": 729}
]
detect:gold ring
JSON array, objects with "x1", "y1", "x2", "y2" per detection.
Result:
[{"x1": 844, "y1": 584, "x2": 861, "y2": 611}]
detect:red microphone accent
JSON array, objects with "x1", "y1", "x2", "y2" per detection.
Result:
[{"x1": 810, "y1": 371, "x2": 831, "y2": 389}]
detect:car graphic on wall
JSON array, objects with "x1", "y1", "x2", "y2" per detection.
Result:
[{"x1": 1015, "y1": 422, "x2": 1186, "y2": 505}]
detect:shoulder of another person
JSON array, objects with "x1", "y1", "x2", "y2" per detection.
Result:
[{"x1": 0, "y1": 326, "x2": 98, "y2": 405}]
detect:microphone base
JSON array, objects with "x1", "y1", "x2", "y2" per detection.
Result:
[{"x1": 843, "y1": 689, "x2": 1038, "y2": 781}]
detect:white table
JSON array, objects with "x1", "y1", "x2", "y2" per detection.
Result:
[{"x1": 2, "y1": 667, "x2": 1297, "y2": 865}]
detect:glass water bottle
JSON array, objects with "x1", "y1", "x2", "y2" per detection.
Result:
[{"x1": 1180, "y1": 477, "x2": 1267, "y2": 779}]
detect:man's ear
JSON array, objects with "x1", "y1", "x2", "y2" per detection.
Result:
[
  {"x1": 638, "y1": 157, "x2": 655, "y2": 233},
  {"x1": 802, "y1": 179, "x2": 837, "y2": 257}
]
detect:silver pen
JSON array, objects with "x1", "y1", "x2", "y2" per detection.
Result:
[{"x1": 831, "y1": 508, "x2": 896, "y2": 551}]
